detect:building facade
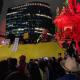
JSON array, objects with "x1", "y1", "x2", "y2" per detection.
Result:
[{"x1": 6, "y1": 2, "x2": 54, "y2": 38}]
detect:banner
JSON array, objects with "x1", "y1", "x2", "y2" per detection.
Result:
[
  {"x1": 23, "y1": 32, "x2": 29, "y2": 39},
  {"x1": 12, "y1": 38, "x2": 19, "y2": 52}
]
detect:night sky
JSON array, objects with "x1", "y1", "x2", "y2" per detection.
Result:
[{"x1": 0, "y1": 0, "x2": 64, "y2": 23}]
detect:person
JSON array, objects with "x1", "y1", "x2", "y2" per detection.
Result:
[
  {"x1": 62, "y1": 40, "x2": 69, "y2": 49},
  {"x1": 37, "y1": 29, "x2": 52, "y2": 43},
  {"x1": 7, "y1": 32, "x2": 15, "y2": 44},
  {"x1": 7, "y1": 58, "x2": 17, "y2": 72},
  {"x1": 17, "y1": 55, "x2": 30, "y2": 79},
  {"x1": 57, "y1": 55, "x2": 80, "y2": 80},
  {"x1": 70, "y1": 39, "x2": 76, "y2": 47},
  {"x1": 4, "y1": 71, "x2": 28, "y2": 80},
  {"x1": 28, "y1": 59, "x2": 42, "y2": 80},
  {"x1": 17, "y1": 55, "x2": 26, "y2": 72},
  {"x1": 37, "y1": 29, "x2": 49, "y2": 43},
  {"x1": 7, "y1": 32, "x2": 15, "y2": 47},
  {"x1": 23, "y1": 32, "x2": 29, "y2": 44},
  {"x1": 67, "y1": 44, "x2": 77, "y2": 58},
  {"x1": 57, "y1": 53, "x2": 63, "y2": 63}
]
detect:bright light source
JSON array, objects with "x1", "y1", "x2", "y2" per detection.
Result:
[{"x1": 1, "y1": 40, "x2": 6, "y2": 45}]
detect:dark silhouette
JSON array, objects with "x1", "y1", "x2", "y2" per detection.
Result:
[
  {"x1": 28, "y1": 59, "x2": 42, "y2": 80},
  {"x1": 7, "y1": 32, "x2": 15, "y2": 44},
  {"x1": 62, "y1": 40, "x2": 69, "y2": 49}
]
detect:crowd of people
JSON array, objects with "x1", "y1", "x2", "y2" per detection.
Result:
[
  {"x1": 0, "y1": 52, "x2": 80, "y2": 80},
  {"x1": 1, "y1": 33, "x2": 80, "y2": 80},
  {"x1": 62, "y1": 39, "x2": 80, "y2": 60},
  {"x1": 6, "y1": 29, "x2": 52, "y2": 44}
]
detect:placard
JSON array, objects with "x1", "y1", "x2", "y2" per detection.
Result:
[{"x1": 12, "y1": 38, "x2": 19, "y2": 52}]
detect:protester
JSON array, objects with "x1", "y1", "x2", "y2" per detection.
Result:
[
  {"x1": 57, "y1": 53, "x2": 63, "y2": 63},
  {"x1": 57, "y1": 55, "x2": 80, "y2": 80}
]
